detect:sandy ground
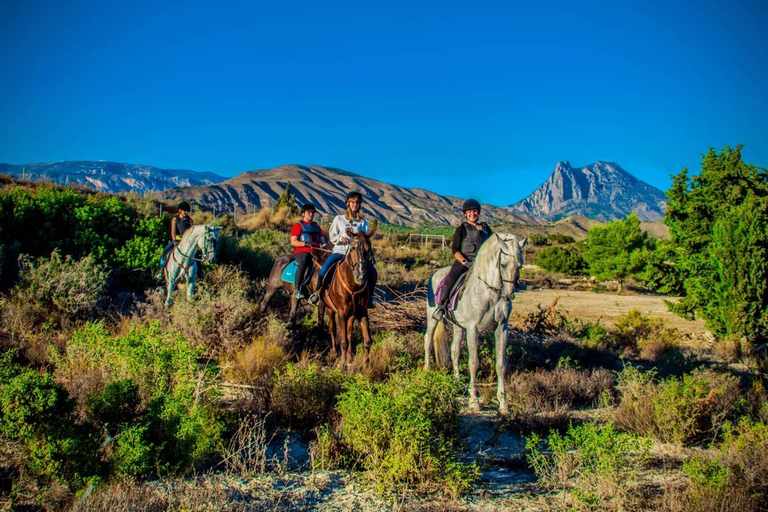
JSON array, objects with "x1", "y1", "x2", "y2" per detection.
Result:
[{"x1": 509, "y1": 288, "x2": 708, "y2": 336}]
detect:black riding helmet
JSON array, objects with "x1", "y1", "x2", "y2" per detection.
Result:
[
  {"x1": 178, "y1": 201, "x2": 191, "y2": 212},
  {"x1": 346, "y1": 191, "x2": 363, "y2": 203},
  {"x1": 462, "y1": 198, "x2": 481, "y2": 212},
  {"x1": 301, "y1": 203, "x2": 317, "y2": 213}
]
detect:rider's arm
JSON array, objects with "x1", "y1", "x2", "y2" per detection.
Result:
[
  {"x1": 170, "y1": 217, "x2": 177, "y2": 242},
  {"x1": 329, "y1": 216, "x2": 347, "y2": 245},
  {"x1": 451, "y1": 225, "x2": 469, "y2": 266}
]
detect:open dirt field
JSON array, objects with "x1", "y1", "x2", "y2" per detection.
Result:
[{"x1": 509, "y1": 288, "x2": 708, "y2": 336}]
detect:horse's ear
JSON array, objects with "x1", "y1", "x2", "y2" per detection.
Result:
[
  {"x1": 520, "y1": 237, "x2": 528, "y2": 249},
  {"x1": 366, "y1": 219, "x2": 378, "y2": 239}
]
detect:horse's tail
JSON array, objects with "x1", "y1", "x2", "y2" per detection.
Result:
[{"x1": 433, "y1": 320, "x2": 450, "y2": 367}]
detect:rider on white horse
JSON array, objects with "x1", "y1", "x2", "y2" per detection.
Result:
[
  {"x1": 433, "y1": 198, "x2": 492, "y2": 321},
  {"x1": 160, "y1": 201, "x2": 195, "y2": 268}
]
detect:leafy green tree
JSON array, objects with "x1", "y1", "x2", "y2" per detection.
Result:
[
  {"x1": 581, "y1": 212, "x2": 649, "y2": 293},
  {"x1": 535, "y1": 245, "x2": 586, "y2": 275},
  {"x1": 661, "y1": 146, "x2": 768, "y2": 343}
]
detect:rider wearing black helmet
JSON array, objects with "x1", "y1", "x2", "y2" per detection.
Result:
[
  {"x1": 289, "y1": 203, "x2": 326, "y2": 299},
  {"x1": 160, "y1": 201, "x2": 196, "y2": 271},
  {"x1": 433, "y1": 198, "x2": 492, "y2": 320}
]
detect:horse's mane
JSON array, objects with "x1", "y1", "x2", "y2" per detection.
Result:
[
  {"x1": 469, "y1": 233, "x2": 524, "y2": 283},
  {"x1": 179, "y1": 224, "x2": 205, "y2": 244}
]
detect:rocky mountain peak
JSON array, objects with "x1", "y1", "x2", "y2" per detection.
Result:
[{"x1": 507, "y1": 161, "x2": 666, "y2": 221}]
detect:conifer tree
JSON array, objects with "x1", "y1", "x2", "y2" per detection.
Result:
[{"x1": 661, "y1": 145, "x2": 768, "y2": 343}]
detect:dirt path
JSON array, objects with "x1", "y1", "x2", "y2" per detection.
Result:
[{"x1": 509, "y1": 288, "x2": 708, "y2": 336}]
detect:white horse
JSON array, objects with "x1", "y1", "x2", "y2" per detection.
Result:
[
  {"x1": 424, "y1": 233, "x2": 526, "y2": 414},
  {"x1": 163, "y1": 224, "x2": 220, "y2": 306}
]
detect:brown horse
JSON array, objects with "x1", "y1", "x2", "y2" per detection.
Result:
[
  {"x1": 259, "y1": 250, "x2": 328, "y2": 325},
  {"x1": 321, "y1": 229, "x2": 376, "y2": 365}
]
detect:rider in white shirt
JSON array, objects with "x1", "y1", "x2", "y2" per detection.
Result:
[{"x1": 309, "y1": 191, "x2": 377, "y2": 306}]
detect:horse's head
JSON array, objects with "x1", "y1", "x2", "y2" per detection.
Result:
[
  {"x1": 198, "y1": 225, "x2": 221, "y2": 264},
  {"x1": 495, "y1": 233, "x2": 527, "y2": 287},
  {"x1": 346, "y1": 230, "x2": 375, "y2": 285}
]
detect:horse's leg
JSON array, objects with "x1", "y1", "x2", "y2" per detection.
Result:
[
  {"x1": 336, "y1": 313, "x2": 347, "y2": 366},
  {"x1": 259, "y1": 284, "x2": 278, "y2": 314},
  {"x1": 317, "y1": 301, "x2": 326, "y2": 330},
  {"x1": 466, "y1": 324, "x2": 481, "y2": 412},
  {"x1": 187, "y1": 266, "x2": 197, "y2": 299},
  {"x1": 452, "y1": 328, "x2": 464, "y2": 379},
  {"x1": 289, "y1": 295, "x2": 299, "y2": 324},
  {"x1": 328, "y1": 310, "x2": 338, "y2": 359},
  {"x1": 345, "y1": 315, "x2": 355, "y2": 364},
  {"x1": 423, "y1": 314, "x2": 437, "y2": 370},
  {"x1": 165, "y1": 269, "x2": 178, "y2": 307},
  {"x1": 495, "y1": 318, "x2": 510, "y2": 415},
  {"x1": 360, "y1": 315, "x2": 371, "y2": 367}
]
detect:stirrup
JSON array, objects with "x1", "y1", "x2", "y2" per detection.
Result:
[
  {"x1": 294, "y1": 290, "x2": 305, "y2": 299},
  {"x1": 432, "y1": 306, "x2": 445, "y2": 321},
  {"x1": 308, "y1": 292, "x2": 321, "y2": 305}
]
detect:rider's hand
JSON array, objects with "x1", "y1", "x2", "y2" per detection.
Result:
[
  {"x1": 463, "y1": 260, "x2": 473, "y2": 269},
  {"x1": 341, "y1": 237, "x2": 349, "y2": 244}
]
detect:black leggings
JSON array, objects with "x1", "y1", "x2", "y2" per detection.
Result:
[
  {"x1": 294, "y1": 252, "x2": 313, "y2": 293},
  {"x1": 438, "y1": 261, "x2": 468, "y2": 306}
]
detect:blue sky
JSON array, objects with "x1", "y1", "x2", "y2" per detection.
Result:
[{"x1": 1, "y1": 0, "x2": 766, "y2": 206}]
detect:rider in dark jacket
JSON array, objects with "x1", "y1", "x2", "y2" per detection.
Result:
[
  {"x1": 434, "y1": 198, "x2": 492, "y2": 320},
  {"x1": 160, "y1": 201, "x2": 195, "y2": 268}
]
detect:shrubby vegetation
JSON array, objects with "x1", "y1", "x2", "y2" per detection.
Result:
[{"x1": 1, "y1": 152, "x2": 767, "y2": 511}]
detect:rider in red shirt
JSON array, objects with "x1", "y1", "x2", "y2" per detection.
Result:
[{"x1": 289, "y1": 203, "x2": 325, "y2": 299}]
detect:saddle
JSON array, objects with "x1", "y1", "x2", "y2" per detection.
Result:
[{"x1": 428, "y1": 271, "x2": 470, "y2": 311}]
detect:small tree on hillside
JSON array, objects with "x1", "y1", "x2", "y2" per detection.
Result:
[
  {"x1": 581, "y1": 212, "x2": 649, "y2": 293},
  {"x1": 273, "y1": 183, "x2": 300, "y2": 217},
  {"x1": 661, "y1": 145, "x2": 768, "y2": 343}
]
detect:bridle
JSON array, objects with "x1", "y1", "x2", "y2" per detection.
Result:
[{"x1": 476, "y1": 238, "x2": 521, "y2": 301}]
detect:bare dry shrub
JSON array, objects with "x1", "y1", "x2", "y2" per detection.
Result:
[
  {"x1": 223, "y1": 337, "x2": 288, "y2": 386},
  {"x1": 221, "y1": 414, "x2": 273, "y2": 477},
  {"x1": 613, "y1": 366, "x2": 748, "y2": 446},
  {"x1": 138, "y1": 265, "x2": 260, "y2": 355},
  {"x1": 271, "y1": 205, "x2": 294, "y2": 231},
  {"x1": 375, "y1": 261, "x2": 411, "y2": 288},
  {"x1": 506, "y1": 367, "x2": 615, "y2": 413},
  {"x1": 370, "y1": 285, "x2": 426, "y2": 333},
  {"x1": 72, "y1": 478, "x2": 168, "y2": 511},
  {"x1": 713, "y1": 336, "x2": 745, "y2": 362},
  {"x1": 637, "y1": 331, "x2": 681, "y2": 361}
]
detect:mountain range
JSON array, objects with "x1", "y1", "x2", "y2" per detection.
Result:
[
  {"x1": 0, "y1": 160, "x2": 668, "y2": 226},
  {"x1": 0, "y1": 161, "x2": 225, "y2": 193}
]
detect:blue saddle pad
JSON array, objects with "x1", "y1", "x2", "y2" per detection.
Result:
[{"x1": 281, "y1": 260, "x2": 314, "y2": 285}]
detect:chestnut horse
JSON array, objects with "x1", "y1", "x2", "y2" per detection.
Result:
[
  {"x1": 321, "y1": 228, "x2": 376, "y2": 365},
  {"x1": 259, "y1": 249, "x2": 329, "y2": 325}
]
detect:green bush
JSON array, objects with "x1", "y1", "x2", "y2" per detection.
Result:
[
  {"x1": 0, "y1": 350, "x2": 101, "y2": 488},
  {"x1": 335, "y1": 370, "x2": 477, "y2": 497},
  {"x1": 535, "y1": 245, "x2": 586, "y2": 275},
  {"x1": 271, "y1": 363, "x2": 348, "y2": 430},
  {"x1": 58, "y1": 321, "x2": 224, "y2": 475},
  {"x1": 216, "y1": 228, "x2": 291, "y2": 278},
  {"x1": 547, "y1": 233, "x2": 576, "y2": 245},
  {"x1": 680, "y1": 420, "x2": 768, "y2": 512},
  {"x1": 528, "y1": 233, "x2": 548, "y2": 246},
  {"x1": 526, "y1": 422, "x2": 651, "y2": 509}
]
